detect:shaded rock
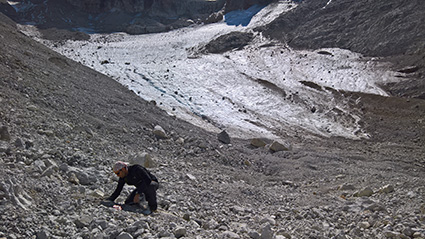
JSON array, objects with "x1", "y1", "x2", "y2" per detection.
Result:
[
  {"x1": 260, "y1": 224, "x2": 274, "y2": 239},
  {"x1": 353, "y1": 187, "x2": 374, "y2": 197},
  {"x1": 339, "y1": 183, "x2": 356, "y2": 191},
  {"x1": 248, "y1": 231, "x2": 260, "y2": 239},
  {"x1": 116, "y1": 232, "x2": 133, "y2": 239},
  {"x1": 130, "y1": 152, "x2": 156, "y2": 168},
  {"x1": 74, "y1": 215, "x2": 92, "y2": 229},
  {"x1": 35, "y1": 230, "x2": 49, "y2": 239},
  {"x1": 174, "y1": 227, "x2": 186, "y2": 238},
  {"x1": 218, "y1": 130, "x2": 231, "y2": 144},
  {"x1": 205, "y1": 11, "x2": 224, "y2": 24},
  {"x1": 269, "y1": 141, "x2": 290, "y2": 152},
  {"x1": 204, "y1": 32, "x2": 254, "y2": 54},
  {"x1": 250, "y1": 138, "x2": 267, "y2": 148},
  {"x1": 221, "y1": 231, "x2": 240, "y2": 239},
  {"x1": 14, "y1": 138, "x2": 24, "y2": 148},
  {"x1": 41, "y1": 165, "x2": 57, "y2": 177},
  {"x1": 0, "y1": 125, "x2": 10, "y2": 141},
  {"x1": 378, "y1": 184, "x2": 395, "y2": 194},
  {"x1": 153, "y1": 125, "x2": 168, "y2": 139}
]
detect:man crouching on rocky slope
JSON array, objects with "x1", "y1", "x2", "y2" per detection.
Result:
[{"x1": 106, "y1": 161, "x2": 159, "y2": 214}]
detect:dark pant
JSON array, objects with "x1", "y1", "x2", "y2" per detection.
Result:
[{"x1": 125, "y1": 181, "x2": 159, "y2": 211}]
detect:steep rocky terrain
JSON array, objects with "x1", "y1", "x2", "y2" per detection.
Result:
[
  {"x1": 0, "y1": 0, "x2": 272, "y2": 34},
  {"x1": 1, "y1": 1, "x2": 425, "y2": 238}
]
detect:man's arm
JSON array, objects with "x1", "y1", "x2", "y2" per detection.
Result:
[{"x1": 107, "y1": 178, "x2": 125, "y2": 201}]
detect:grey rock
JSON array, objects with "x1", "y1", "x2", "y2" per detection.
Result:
[
  {"x1": 0, "y1": 125, "x2": 11, "y2": 141},
  {"x1": 339, "y1": 183, "x2": 356, "y2": 191},
  {"x1": 218, "y1": 130, "x2": 231, "y2": 144},
  {"x1": 153, "y1": 125, "x2": 168, "y2": 139},
  {"x1": 221, "y1": 231, "x2": 240, "y2": 239},
  {"x1": 130, "y1": 152, "x2": 156, "y2": 168},
  {"x1": 116, "y1": 232, "x2": 133, "y2": 239},
  {"x1": 74, "y1": 215, "x2": 92, "y2": 229},
  {"x1": 174, "y1": 227, "x2": 186, "y2": 238},
  {"x1": 260, "y1": 224, "x2": 274, "y2": 239},
  {"x1": 35, "y1": 230, "x2": 49, "y2": 239},
  {"x1": 378, "y1": 184, "x2": 395, "y2": 194},
  {"x1": 14, "y1": 138, "x2": 24, "y2": 148},
  {"x1": 248, "y1": 231, "x2": 260, "y2": 239},
  {"x1": 353, "y1": 187, "x2": 374, "y2": 197},
  {"x1": 269, "y1": 141, "x2": 290, "y2": 152},
  {"x1": 250, "y1": 138, "x2": 267, "y2": 148},
  {"x1": 41, "y1": 165, "x2": 57, "y2": 177}
]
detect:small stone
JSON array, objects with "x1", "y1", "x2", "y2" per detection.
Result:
[
  {"x1": 68, "y1": 172, "x2": 79, "y2": 184},
  {"x1": 384, "y1": 231, "x2": 401, "y2": 238},
  {"x1": 218, "y1": 130, "x2": 231, "y2": 144},
  {"x1": 260, "y1": 224, "x2": 274, "y2": 239},
  {"x1": 14, "y1": 138, "x2": 24, "y2": 148},
  {"x1": 35, "y1": 230, "x2": 49, "y2": 239},
  {"x1": 248, "y1": 231, "x2": 260, "y2": 239},
  {"x1": 353, "y1": 187, "x2": 373, "y2": 197},
  {"x1": 186, "y1": 173, "x2": 196, "y2": 181},
  {"x1": 358, "y1": 221, "x2": 371, "y2": 229},
  {"x1": 116, "y1": 232, "x2": 133, "y2": 239},
  {"x1": 402, "y1": 227, "x2": 414, "y2": 237},
  {"x1": 174, "y1": 227, "x2": 186, "y2": 238},
  {"x1": 176, "y1": 137, "x2": 185, "y2": 145},
  {"x1": 153, "y1": 125, "x2": 168, "y2": 139},
  {"x1": 221, "y1": 231, "x2": 240, "y2": 239},
  {"x1": 250, "y1": 138, "x2": 267, "y2": 148},
  {"x1": 74, "y1": 215, "x2": 92, "y2": 229},
  {"x1": 339, "y1": 183, "x2": 356, "y2": 191},
  {"x1": 0, "y1": 126, "x2": 11, "y2": 141},
  {"x1": 183, "y1": 213, "x2": 190, "y2": 221},
  {"x1": 130, "y1": 152, "x2": 156, "y2": 168},
  {"x1": 41, "y1": 166, "x2": 56, "y2": 177},
  {"x1": 269, "y1": 141, "x2": 290, "y2": 152},
  {"x1": 91, "y1": 189, "x2": 104, "y2": 198},
  {"x1": 379, "y1": 184, "x2": 394, "y2": 194}
]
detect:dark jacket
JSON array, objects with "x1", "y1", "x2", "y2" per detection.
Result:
[{"x1": 108, "y1": 164, "x2": 158, "y2": 201}]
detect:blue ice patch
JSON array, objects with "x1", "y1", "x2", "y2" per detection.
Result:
[{"x1": 224, "y1": 4, "x2": 267, "y2": 27}]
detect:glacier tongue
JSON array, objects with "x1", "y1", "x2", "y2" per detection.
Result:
[{"x1": 31, "y1": 2, "x2": 398, "y2": 140}]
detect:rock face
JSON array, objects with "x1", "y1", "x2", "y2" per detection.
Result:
[
  {"x1": 1, "y1": 0, "x2": 275, "y2": 34},
  {"x1": 65, "y1": 0, "x2": 147, "y2": 13}
]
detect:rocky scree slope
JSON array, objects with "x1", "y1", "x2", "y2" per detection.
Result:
[{"x1": 1, "y1": 12, "x2": 425, "y2": 239}]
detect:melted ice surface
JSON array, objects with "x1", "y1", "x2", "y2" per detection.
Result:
[{"x1": 33, "y1": 1, "x2": 398, "y2": 140}]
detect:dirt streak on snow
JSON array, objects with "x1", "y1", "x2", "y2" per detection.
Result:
[{"x1": 31, "y1": 1, "x2": 399, "y2": 140}]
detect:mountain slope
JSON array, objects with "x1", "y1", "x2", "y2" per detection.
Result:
[{"x1": 1, "y1": 7, "x2": 425, "y2": 239}]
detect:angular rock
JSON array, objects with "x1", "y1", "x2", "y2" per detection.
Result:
[
  {"x1": 35, "y1": 230, "x2": 49, "y2": 239},
  {"x1": 250, "y1": 138, "x2": 267, "y2": 148},
  {"x1": 14, "y1": 138, "x2": 24, "y2": 148},
  {"x1": 130, "y1": 152, "x2": 156, "y2": 168},
  {"x1": 269, "y1": 141, "x2": 290, "y2": 152},
  {"x1": 260, "y1": 224, "x2": 274, "y2": 239},
  {"x1": 218, "y1": 130, "x2": 231, "y2": 144},
  {"x1": 248, "y1": 231, "x2": 260, "y2": 239},
  {"x1": 0, "y1": 125, "x2": 11, "y2": 141},
  {"x1": 339, "y1": 183, "x2": 356, "y2": 191},
  {"x1": 353, "y1": 187, "x2": 374, "y2": 197},
  {"x1": 153, "y1": 125, "x2": 168, "y2": 139},
  {"x1": 378, "y1": 184, "x2": 394, "y2": 194},
  {"x1": 221, "y1": 231, "x2": 240, "y2": 239},
  {"x1": 116, "y1": 232, "x2": 133, "y2": 239},
  {"x1": 174, "y1": 227, "x2": 186, "y2": 238}
]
